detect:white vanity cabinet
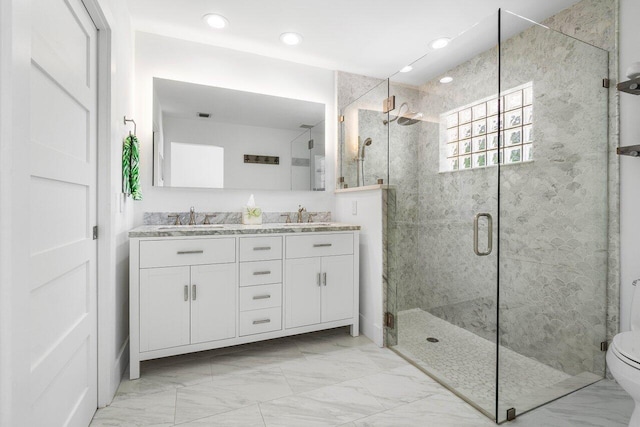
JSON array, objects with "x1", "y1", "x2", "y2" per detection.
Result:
[
  {"x1": 285, "y1": 255, "x2": 354, "y2": 327},
  {"x1": 130, "y1": 225, "x2": 359, "y2": 380},
  {"x1": 139, "y1": 263, "x2": 236, "y2": 352}
]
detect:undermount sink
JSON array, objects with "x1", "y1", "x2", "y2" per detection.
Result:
[
  {"x1": 158, "y1": 224, "x2": 225, "y2": 230},
  {"x1": 272, "y1": 222, "x2": 333, "y2": 227}
]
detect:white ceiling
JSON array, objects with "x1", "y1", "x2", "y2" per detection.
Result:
[{"x1": 127, "y1": 0, "x2": 581, "y2": 79}]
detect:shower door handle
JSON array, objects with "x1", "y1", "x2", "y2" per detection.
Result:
[{"x1": 473, "y1": 213, "x2": 493, "y2": 256}]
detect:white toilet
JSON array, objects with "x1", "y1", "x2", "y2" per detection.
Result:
[{"x1": 608, "y1": 281, "x2": 640, "y2": 427}]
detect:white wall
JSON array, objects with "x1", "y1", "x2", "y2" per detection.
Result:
[
  {"x1": 619, "y1": 0, "x2": 640, "y2": 332},
  {"x1": 162, "y1": 116, "x2": 302, "y2": 190},
  {"x1": 134, "y1": 32, "x2": 336, "y2": 224},
  {"x1": 0, "y1": 0, "x2": 135, "y2": 423},
  {"x1": 335, "y1": 188, "x2": 384, "y2": 346}
]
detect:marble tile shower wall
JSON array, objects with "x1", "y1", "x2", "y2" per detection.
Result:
[
  {"x1": 413, "y1": 2, "x2": 613, "y2": 376},
  {"x1": 338, "y1": 0, "x2": 618, "y2": 379}
]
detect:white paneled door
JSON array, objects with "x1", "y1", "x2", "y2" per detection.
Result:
[{"x1": 29, "y1": 0, "x2": 98, "y2": 425}]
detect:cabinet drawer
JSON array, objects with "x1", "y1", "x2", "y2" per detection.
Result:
[
  {"x1": 285, "y1": 233, "x2": 353, "y2": 259},
  {"x1": 239, "y1": 284, "x2": 282, "y2": 312},
  {"x1": 239, "y1": 260, "x2": 282, "y2": 286},
  {"x1": 239, "y1": 236, "x2": 283, "y2": 261},
  {"x1": 239, "y1": 307, "x2": 282, "y2": 336},
  {"x1": 140, "y1": 238, "x2": 235, "y2": 268}
]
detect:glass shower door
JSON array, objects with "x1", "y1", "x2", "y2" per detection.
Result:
[
  {"x1": 497, "y1": 10, "x2": 609, "y2": 421},
  {"x1": 386, "y1": 12, "x2": 501, "y2": 421}
]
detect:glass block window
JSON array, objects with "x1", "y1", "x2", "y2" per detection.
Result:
[{"x1": 440, "y1": 82, "x2": 533, "y2": 172}]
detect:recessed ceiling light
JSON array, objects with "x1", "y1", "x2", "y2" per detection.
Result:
[
  {"x1": 203, "y1": 14, "x2": 228, "y2": 29},
  {"x1": 440, "y1": 76, "x2": 453, "y2": 84},
  {"x1": 430, "y1": 37, "x2": 451, "y2": 49},
  {"x1": 280, "y1": 32, "x2": 303, "y2": 46},
  {"x1": 400, "y1": 65, "x2": 413, "y2": 73}
]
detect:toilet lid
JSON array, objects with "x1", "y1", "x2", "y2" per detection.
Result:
[{"x1": 613, "y1": 331, "x2": 640, "y2": 365}]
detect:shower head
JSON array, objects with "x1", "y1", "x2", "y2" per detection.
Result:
[
  {"x1": 397, "y1": 111, "x2": 423, "y2": 126},
  {"x1": 359, "y1": 137, "x2": 373, "y2": 159},
  {"x1": 383, "y1": 102, "x2": 423, "y2": 126}
]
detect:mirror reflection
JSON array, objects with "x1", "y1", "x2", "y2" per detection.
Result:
[{"x1": 153, "y1": 78, "x2": 326, "y2": 191}]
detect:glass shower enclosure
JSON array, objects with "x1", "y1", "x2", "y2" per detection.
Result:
[{"x1": 340, "y1": 10, "x2": 609, "y2": 424}]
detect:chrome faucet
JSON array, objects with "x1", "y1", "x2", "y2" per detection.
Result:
[
  {"x1": 297, "y1": 205, "x2": 306, "y2": 223},
  {"x1": 189, "y1": 206, "x2": 196, "y2": 225}
]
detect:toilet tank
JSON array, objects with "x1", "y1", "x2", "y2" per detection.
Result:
[{"x1": 632, "y1": 281, "x2": 640, "y2": 331}]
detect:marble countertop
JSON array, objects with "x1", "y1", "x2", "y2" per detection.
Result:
[{"x1": 129, "y1": 222, "x2": 361, "y2": 238}]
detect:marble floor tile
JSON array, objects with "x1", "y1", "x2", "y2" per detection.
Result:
[
  {"x1": 355, "y1": 345, "x2": 410, "y2": 371},
  {"x1": 174, "y1": 382, "x2": 256, "y2": 424},
  {"x1": 279, "y1": 348, "x2": 383, "y2": 393},
  {"x1": 208, "y1": 367, "x2": 293, "y2": 402},
  {"x1": 259, "y1": 379, "x2": 386, "y2": 426},
  {"x1": 115, "y1": 358, "x2": 213, "y2": 402},
  {"x1": 208, "y1": 340, "x2": 305, "y2": 371},
  {"x1": 293, "y1": 330, "x2": 375, "y2": 356},
  {"x1": 513, "y1": 380, "x2": 634, "y2": 427},
  {"x1": 91, "y1": 331, "x2": 632, "y2": 427},
  {"x1": 176, "y1": 404, "x2": 265, "y2": 426},
  {"x1": 352, "y1": 393, "x2": 496, "y2": 427},
  {"x1": 355, "y1": 365, "x2": 449, "y2": 409},
  {"x1": 91, "y1": 390, "x2": 177, "y2": 426}
]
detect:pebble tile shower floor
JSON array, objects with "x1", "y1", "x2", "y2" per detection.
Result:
[
  {"x1": 393, "y1": 309, "x2": 602, "y2": 419},
  {"x1": 91, "y1": 327, "x2": 631, "y2": 426}
]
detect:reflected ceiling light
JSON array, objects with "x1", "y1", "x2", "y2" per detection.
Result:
[
  {"x1": 280, "y1": 32, "x2": 303, "y2": 46},
  {"x1": 203, "y1": 14, "x2": 228, "y2": 29},
  {"x1": 400, "y1": 65, "x2": 413, "y2": 73},
  {"x1": 440, "y1": 76, "x2": 453, "y2": 84},
  {"x1": 430, "y1": 37, "x2": 451, "y2": 49}
]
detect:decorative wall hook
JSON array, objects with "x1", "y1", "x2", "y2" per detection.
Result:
[{"x1": 124, "y1": 116, "x2": 137, "y2": 136}]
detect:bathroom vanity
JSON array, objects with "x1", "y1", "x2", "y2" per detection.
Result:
[{"x1": 128, "y1": 223, "x2": 360, "y2": 379}]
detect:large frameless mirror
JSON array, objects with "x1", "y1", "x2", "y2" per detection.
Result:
[{"x1": 152, "y1": 78, "x2": 326, "y2": 191}]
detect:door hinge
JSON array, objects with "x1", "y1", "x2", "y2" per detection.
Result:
[
  {"x1": 600, "y1": 341, "x2": 609, "y2": 352},
  {"x1": 603, "y1": 78, "x2": 610, "y2": 88},
  {"x1": 93, "y1": 225, "x2": 98, "y2": 240},
  {"x1": 382, "y1": 96, "x2": 396, "y2": 113},
  {"x1": 506, "y1": 408, "x2": 516, "y2": 421},
  {"x1": 338, "y1": 115, "x2": 345, "y2": 123},
  {"x1": 384, "y1": 312, "x2": 395, "y2": 328}
]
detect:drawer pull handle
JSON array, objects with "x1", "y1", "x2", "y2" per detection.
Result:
[
  {"x1": 323, "y1": 272, "x2": 327, "y2": 286},
  {"x1": 184, "y1": 285, "x2": 189, "y2": 301},
  {"x1": 253, "y1": 271, "x2": 271, "y2": 276},
  {"x1": 317, "y1": 273, "x2": 321, "y2": 287},
  {"x1": 313, "y1": 243, "x2": 332, "y2": 248},
  {"x1": 192, "y1": 284, "x2": 197, "y2": 300},
  {"x1": 177, "y1": 250, "x2": 204, "y2": 255},
  {"x1": 253, "y1": 246, "x2": 271, "y2": 251},
  {"x1": 253, "y1": 318, "x2": 271, "y2": 325},
  {"x1": 253, "y1": 294, "x2": 271, "y2": 300}
]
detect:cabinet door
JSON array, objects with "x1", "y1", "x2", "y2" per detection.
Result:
[
  {"x1": 285, "y1": 257, "x2": 322, "y2": 328},
  {"x1": 321, "y1": 255, "x2": 354, "y2": 323},
  {"x1": 191, "y1": 263, "x2": 236, "y2": 344},
  {"x1": 140, "y1": 266, "x2": 190, "y2": 352}
]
